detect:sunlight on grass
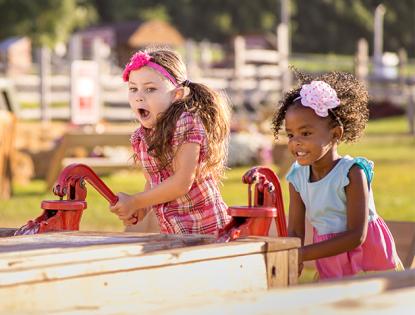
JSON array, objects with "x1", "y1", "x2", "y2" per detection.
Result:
[{"x1": 1, "y1": 115, "x2": 414, "y2": 233}]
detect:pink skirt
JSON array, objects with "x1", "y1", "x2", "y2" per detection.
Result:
[{"x1": 313, "y1": 217, "x2": 402, "y2": 279}]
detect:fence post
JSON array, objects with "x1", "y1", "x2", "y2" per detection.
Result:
[
  {"x1": 373, "y1": 4, "x2": 386, "y2": 78},
  {"x1": 279, "y1": 0, "x2": 291, "y2": 94},
  {"x1": 233, "y1": 36, "x2": 246, "y2": 104},
  {"x1": 69, "y1": 33, "x2": 82, "y2": 62},
  {"x1": 200, "y1": 40, "x2": 212, "y2": 72},
  {"x1": 92, "y1": 37, "x2": 106, "y2": 122},
  {"x1": 278, "y1": 23, "x2": 290, "y2": 94},
  {"x1": 408, "y1": 83, "x2": 415, "y2": 136},
  {"x1": 185, "y1": 39, "x2": 199, "y2": 79},
  {"x1": 398, "y1": 48, "x2": 407, "y2": 87},
  {"x1": 355, "y1": 38, "x2": 369, "y2": 85},
  {"x1": 397, "y1": 48, "x2": 414, "y2": 135},
  {"x1": 234, "y1": 36, "x2": 245, "y2": 79},
  {"x1": 38, "y1": 46, "x2": 51, "y2": 123}
]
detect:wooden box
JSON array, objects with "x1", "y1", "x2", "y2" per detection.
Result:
[{"x1": 0, "y1": 230, "x2": 299, "y2": 313}]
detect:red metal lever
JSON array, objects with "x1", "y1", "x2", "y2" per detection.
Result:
[
  {"x1": 53, "y1": 163, "x2": 119, "y2": 205},
  {"x1": 14, "y1": 163, "x2": 120, "y2": 236},
  {"x1": 217, "y1": 166, "x2": 288, "y2": 242}
]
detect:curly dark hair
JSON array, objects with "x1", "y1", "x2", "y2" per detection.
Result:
[
  {"x1": 133, "y1": 47, "x2": 230, "y2": 182},
  {"x1": 272, "y1": 70, "x2": 369, "y2": 143}
]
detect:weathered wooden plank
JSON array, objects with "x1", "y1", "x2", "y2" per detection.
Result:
[
  {"x1": 266, "y1": 250, "x2": 288, "y2": 287},
  {"x1": 155, "y1": 282, "x2": 415, "y2": 315},
  {"x1": 0, "y1": 235, "x2": 300, "y2": 313},
  {"x1": 0, "y1": 237, "x2": 299, "y2": 284},
  {"x1": 288, "y1": 248, "x2": 299, "y2": 285},
  {"x1": 0, "y1": 251, "x2": 271, "y2": 312},
  {"x1": 33, "y1": 269, "x2": 415, "y2": 315},
  {"x1": 0, "y1": 231, "x2": 213, "y2": 253}
]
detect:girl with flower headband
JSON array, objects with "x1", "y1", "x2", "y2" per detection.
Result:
[
  {"x1": 273, "y1": 71, "x2": 403, "y2": 279},
  {"x1": 110, "y1": 48, "x2": 231, "y2": 234}
]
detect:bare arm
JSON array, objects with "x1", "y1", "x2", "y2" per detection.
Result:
[
  {"x1": 111, "y1": 142, "x2": 200, "y2": 220},
  {"x1": 288, "y1": 183, "x2": 306, "y2": 244},
  {"x1": 299, "y1": 165, "x2": 369, "y2": 262}
]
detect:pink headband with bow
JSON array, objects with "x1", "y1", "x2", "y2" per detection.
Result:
[
  {"x1": 122, "y1": 51, "x2": 178, "y2": 86},
  {"x1": 293, "y1": 81, "x2": 340, "y2": 117}
]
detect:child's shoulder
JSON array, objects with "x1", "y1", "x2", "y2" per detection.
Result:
[
  {"x1": 343, "y1": 155, "x2": 375, "y2": 185},
  {"x1": 285, "y1": 156, "x2": 374, "y2": 185},
  {"x1": 285, "y1": 161, "x2": 305, "y2": 185},
  {"x1": 176, "y1": 111, "x2": 200, "y2": 124},
  {"x1": 175, "y1": 111, "x2": 204, "y2": 132},
  {"x1": 173, "y1": 111, "x2": 206, "y2": 145},
  {"x1": 341, "y1": 155, "x2": 373, "y2": 171}
]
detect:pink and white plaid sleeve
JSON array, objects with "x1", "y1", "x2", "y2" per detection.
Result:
[{"x1": 171, "y1": 112, "x2": 207, "y2": 159}]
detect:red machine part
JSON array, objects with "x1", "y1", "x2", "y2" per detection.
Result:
[
  {"x1": 217, "y1": 167, "x2": 288, "y2": 242},
  {"x1": 14, "y1": 164, "x2": 119, "y2": 235}
]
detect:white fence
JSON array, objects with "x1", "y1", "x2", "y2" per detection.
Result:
[
  {"x1": 10, "y1": 35, "x2": 289, "y2": 121},
  {"x1": 13, "y1": 73, "x2": 132, "y2": 121}
]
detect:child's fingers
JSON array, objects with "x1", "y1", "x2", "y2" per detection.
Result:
[
  {"x1": 135, "y1": 209, "x2": 149, "y2": 221},
  {"x1": 123, "y1": 215, "x2": 138, "y2": 226},
  {"x1": 122, "y1": 217, "x2": 137, "y2": 226},
  {"x1": 118, "y1": 213, "x2": 132, "y2": 221},
  {"x1": 109, "y1": 204, "x2": 119, "y2": 213}
]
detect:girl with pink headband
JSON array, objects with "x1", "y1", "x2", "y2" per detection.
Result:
[
  {"x1": 273, "y1": 71, "x2": 403, "y2": 279},
  {"x1": 110, "y1": 48, "x2": 231, "y2": 235}
]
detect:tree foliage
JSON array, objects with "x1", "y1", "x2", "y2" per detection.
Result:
[
  {"x1": 0, "y1": 0, "x2": 97, "y2": 47},
  {"x1": 0, "y1": 0, "x2": 414, "y2": 56},
  {"x1": 292, "y1": 0, "x2": 415, "y2": 55}
]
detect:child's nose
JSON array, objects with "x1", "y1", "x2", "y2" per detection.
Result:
[
  {"x1": 136, "y1": 94, "x2": 144, "y2": 102},
  {"x1": 289, "y1": 136, "x2": 301, "y2": 145}
]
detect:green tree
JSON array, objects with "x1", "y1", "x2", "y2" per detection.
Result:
[
  {"x1": 0, "y1": 0, "x2": 97, "y2": 47},
  {"x1": 92, "y1": 0, "x2": 280, "y2": 42},
  {"x1": 292, "y1": 0, "x2": 415, "y2": 55}
]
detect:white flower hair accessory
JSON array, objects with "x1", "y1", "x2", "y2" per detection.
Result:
[{"x1": 294, "y1": 81, "x2": 340, "y2": 117}]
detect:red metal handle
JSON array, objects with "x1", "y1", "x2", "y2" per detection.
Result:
[
  {"x1": 241, "y1": 166, "x2": 288, "y2": 237},
  {"x1": 54, "y1": 164, "x2": 119, "y2": 206}
]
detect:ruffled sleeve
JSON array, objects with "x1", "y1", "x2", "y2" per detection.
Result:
[
  {"x1": 286, "y1": 162, "x2": 301, "y2": 192},
  {"x1": 341, "y1": 156, "x2": 374, "y2": 188},
  {"x1": 171, "y1": 112, "x2": 206, "y2": 148},
  {"x1": 354, "y1": 157, "x2": 374, "y2": 186}
]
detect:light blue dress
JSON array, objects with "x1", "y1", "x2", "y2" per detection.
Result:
[
  {"x1": 286, "y1": 155, "x2": 377, "y2": 235},
  {"x1": 286, "y1": 155, "x2": 402, "y2": 279}
]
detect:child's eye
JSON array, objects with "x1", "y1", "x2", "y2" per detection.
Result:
[
  {"x1": 145, "y1": 87, "x2": 156, "y2": 93},
  {"x1": 129, "y1": 87, "x2": 137, "y2": 92},
  {"x1": 302, "y1": 131, "x2": 311, "y2": 136},
  {"x1": 286, "y1": 133, "x2": 293, "y2": 139}
]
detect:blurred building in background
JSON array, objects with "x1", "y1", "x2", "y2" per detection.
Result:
[
  {"x1": 0, "y1": 37, "x2": 32, "y2": 75},
  {"x1": 74, "y1": 20, "x2": 184, "y2": 66}
]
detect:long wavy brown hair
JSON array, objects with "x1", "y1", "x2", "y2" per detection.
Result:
[
  {"x1": 136, "y1": 47, "x2": 230, "y2": 182},
  {"x1": 272, "y1": 69, "x2": 369, "y2": 143}
]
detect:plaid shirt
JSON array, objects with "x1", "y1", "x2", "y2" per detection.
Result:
[{"x1": 130, "y1": 112, "x2": 231, "y2": 235}]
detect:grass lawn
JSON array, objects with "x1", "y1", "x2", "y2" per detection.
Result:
[{"x1": 1, "y1": 116, "x2": 414, "y2": 234}]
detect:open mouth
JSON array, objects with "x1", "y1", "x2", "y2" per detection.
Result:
[{"x1": 138, "y1": 108, "x2": 150, "y2": 120}]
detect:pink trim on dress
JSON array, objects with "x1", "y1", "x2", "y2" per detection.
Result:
[{"x1": 313, "y1": 217, "x2": 401, "y2": 279}]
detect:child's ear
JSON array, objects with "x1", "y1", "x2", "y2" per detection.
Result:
[
  {"x1": 332, "y1": 125, "x2": 344, "y2": 143},
  {"x1": 172, "y1": 87, "x2": 185, "y2": 102}
]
